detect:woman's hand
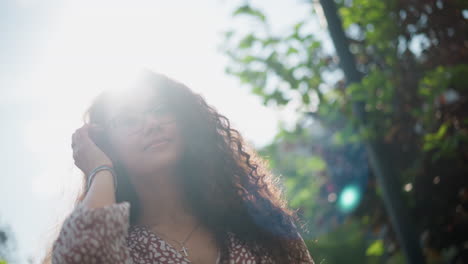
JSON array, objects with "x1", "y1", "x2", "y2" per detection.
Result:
[{"x1": 72, "y1": 123, "x2": 113, "y2": 177}]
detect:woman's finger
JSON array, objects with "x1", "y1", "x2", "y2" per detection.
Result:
[
  {"x1": 72, "y1": 147, "x2": 78, "y2": 160},
  {"x1": 77, "y1": 126, "x2": 85, "y2": 139},
  {"x1": 88, "y1": 124, "x2": 103, "y2": 143},
  {"x1": 80, "y1": 124, "x2": 93, "y2": 140}
]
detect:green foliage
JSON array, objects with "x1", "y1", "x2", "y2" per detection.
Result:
[
  {"x1": 223, "y1": 6, "x2": 332, "y2": 109},
  {"x1": 232, "y1": 4, "x2": 266, "y2": 22},
  {"x1": 418, "y1": 65, "x2": 468, "y2": 105},
  {"x1": 259, "y1": 127, "x2": 324, "y2": 221},
  {"x1": 366, "y1": 239, "x2": 385, "y2": 256},
  {"x1": 423, "y1": 123, "x2": 448, "y2": 151},
  {"x1": 224, "y1": 0, "x2": 468, "y2": 263},
  {"x1": 417, "y1": 65, "x2": 468, "y2": 161},
  {"x1": 339, "y1": 0, "x2": 398, "y2": 58},
  {"x1": 306, "y1": 221, "x2": 370, "y2": 264}
]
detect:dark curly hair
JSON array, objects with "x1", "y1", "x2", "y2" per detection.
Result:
[{"x1": 42, "y1": 70, "x2": 311, "y2": 263}]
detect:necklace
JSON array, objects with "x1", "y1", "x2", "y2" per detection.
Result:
[{"x1": 150, "y1": 223, "x2": 200, "y2": 259}]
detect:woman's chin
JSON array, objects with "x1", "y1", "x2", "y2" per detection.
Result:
[{"x1": 141, "y1": 151, "x2": 178, "y2": 170}]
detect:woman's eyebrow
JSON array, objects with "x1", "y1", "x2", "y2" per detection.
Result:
[
  {"x1": 115, "y1": 105, "x2": 135, "y2": 113},
  {"x1": 109, "y1": 105, "x2": 138, "y2": 119}
]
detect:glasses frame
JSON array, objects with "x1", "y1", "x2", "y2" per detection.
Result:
[{"x1": 106, "y1": 103, "x2": 176, "y2": 135}]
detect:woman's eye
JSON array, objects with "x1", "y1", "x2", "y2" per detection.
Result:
[
  {"x1": 117, "y1": 115, "x2": 139, "y2": 126},
  {"x1": 151, "y1": 105, "x2": 169, "y2": 115}
]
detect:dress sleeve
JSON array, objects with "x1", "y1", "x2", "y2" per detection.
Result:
[{"x1": 51, "y1": 201, "x2": 133, "y2": 264}]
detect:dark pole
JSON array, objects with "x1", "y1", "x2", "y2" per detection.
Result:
[{"x1": 318, "y1": 1, "x2": 426, "y2": 263}]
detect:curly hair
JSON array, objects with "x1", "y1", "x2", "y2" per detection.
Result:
[{"x1": 42, "y1": 71, "x2": 311, "y2": 263}]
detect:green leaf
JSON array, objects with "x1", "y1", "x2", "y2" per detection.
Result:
[
  {"x1": 240, "y1": 55, "x2": 257, "y2": 64},
  {"x1": 223, "y1": 30, "x2": 234, "y2": 40},
  {"x1": 287, "y1": 47, "x2": 299, "y2": 55},
  {"x1": 308, "y1": 155, "x2": 327, "y2": 171},
  {"x1": 424, "y1": 123, "x2": 448, "y2": 142},
  {"x1": 239, "y1": 34, "x2": 257, "y2": 49},
  {"x1": 252, "y1": 86, "x2": 265, "y2": 96},
  {"x1": 332, "y1": 131, "x2": 345, "y2": 146},
  {"x1": 232, "y1": 5, "x2": 266, "y2": 22},
  {"x1": 294, "y1": 21, "x2": 305, "y2": 32},
  {"x1": 302, "y1": 93, "x2": 310, "y2": 104},
  {"x1": 435, "y1": 123, "x2": 448, "y2": 139},
  {"x1": 261, "y1": 37, "x2": 281, "y2": 46},
  {"x1": 366, "y1": 240, "x2": 385, "y2": 256}
]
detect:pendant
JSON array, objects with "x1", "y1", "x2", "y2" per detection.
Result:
[{"x1": 181, "y1": 246, "x2": 189, "y2": 257}]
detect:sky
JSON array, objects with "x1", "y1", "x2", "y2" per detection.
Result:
[{"x1": 0, "y1": 0, "x2": 314, "y2": 263}]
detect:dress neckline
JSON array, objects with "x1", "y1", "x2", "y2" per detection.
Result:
[{"x1": 131, "y1": 224, "x2": 221, "y2": 264}]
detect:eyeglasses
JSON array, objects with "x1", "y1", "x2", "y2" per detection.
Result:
[{"x1": 107, "y1": 103, "x2": 176, "y2": 134}]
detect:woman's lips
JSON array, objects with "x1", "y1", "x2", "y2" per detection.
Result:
[{"x1": 144, "y1": 139, "x2": 170, "y2": 150}]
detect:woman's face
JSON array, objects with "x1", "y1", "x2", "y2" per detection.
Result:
[{"x1": 104, "y1": 89, "x2": 184, "y2": 180}]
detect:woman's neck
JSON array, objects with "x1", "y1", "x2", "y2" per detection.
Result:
[{"x1": 132, "y1": 171, "x2": 198, "y2": 233}]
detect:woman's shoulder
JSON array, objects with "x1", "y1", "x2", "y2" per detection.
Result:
[{"x1": 52, "y1": 201, "x2": 133, "y2": 264}]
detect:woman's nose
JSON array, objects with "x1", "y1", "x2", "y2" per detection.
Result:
[{"x1": 141, "y1": 113, "x2": 163, "y2": 134}]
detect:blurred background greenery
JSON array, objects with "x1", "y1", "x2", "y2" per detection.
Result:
[{"x1": 222, "y1": 0, "x2": 468, "y2": 263}]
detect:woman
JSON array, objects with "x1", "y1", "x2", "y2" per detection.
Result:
[{"x1": 46, "y1": 70, "x2": 314, "y2": 263}]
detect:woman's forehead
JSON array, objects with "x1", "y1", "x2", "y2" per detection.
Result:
[{"x1": 108, "y1": 87, "x2": 161, "y2": 114}]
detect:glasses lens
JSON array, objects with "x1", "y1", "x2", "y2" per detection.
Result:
[
  {"x1": 149, "y1": 104, "x2": 173, "y2": 119},
  {"x1": 111, "y1": 104, "x2": 175, "y2": 134},
  {"x1": 112, "y1": 113, "x2": 141, "y2": 133}
]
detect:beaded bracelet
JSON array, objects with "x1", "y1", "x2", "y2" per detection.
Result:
[{"x1": 86, "y1": 165, "x2": 118, "y2": 193}]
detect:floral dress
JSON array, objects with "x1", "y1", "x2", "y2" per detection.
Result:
[{"x1": 51, "y1": 202, "x2": 314, "y2": 263}]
